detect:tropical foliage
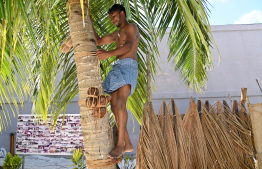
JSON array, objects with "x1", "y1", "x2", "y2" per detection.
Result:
[
  {"x1": 0, "y1": 0, "x2": 217, "y2": 130},
  {"x1": 70, "y1": 148, "x2": 86, "y2": 169},
  {"x1": 3, "y1": 152, "x2": 22, "y2": 169}
]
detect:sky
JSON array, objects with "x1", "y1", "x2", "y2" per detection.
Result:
[{"x1": 208, "y1": 0, "x2": 262, "y2": 25}]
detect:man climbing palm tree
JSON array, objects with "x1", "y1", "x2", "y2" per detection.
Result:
[{"x1": 92, "y1": 4, "x2": 140, "y2": 159}]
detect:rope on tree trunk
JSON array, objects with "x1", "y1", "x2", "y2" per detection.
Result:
[
  {"x1": 86, "y1": 157, "x2": 122, "y2": 168},
  {"x1": 75, "y1": 51, "x2": 97, "y2": 60}
]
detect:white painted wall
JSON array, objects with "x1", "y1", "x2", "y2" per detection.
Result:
[{"x1": 152, "y1": 24, "x2": 262, "y2": 112}]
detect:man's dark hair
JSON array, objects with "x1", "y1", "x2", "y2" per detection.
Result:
[{"x1": 108, "y1": 4, "x2": 126, "y2": 17}]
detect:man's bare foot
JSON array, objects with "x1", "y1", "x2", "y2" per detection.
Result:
[
  {"x1": 111, "y1": 158, "x2": 118, "y2": 164},
  {"x1": 111, "y1": 157, "x2": 122, "y2": 165},
  {"x1": 107, "y1": 146, "x2": 124, "y2": 159},
  {"x1": 124, "y1": 143, "x2": 133, "y2": 153}
]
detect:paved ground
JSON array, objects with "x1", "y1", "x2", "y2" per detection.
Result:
[
  {"x1": 0, "y1": 155, "x2": 75, "y2": 169},
  {"x1": 0, "y1": 155, "x2": 136, "y2": 169}
]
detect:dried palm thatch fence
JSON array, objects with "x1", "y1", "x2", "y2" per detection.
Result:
[
  {"x1": 136, "y1": 53, "x2": 260, "y2": 168},
  {"x1": 248, "y1": 103, "x2": 262, "y2": 169},
  {"x1": 136, "y1": 93, "x2": 260, "y2": 169}
]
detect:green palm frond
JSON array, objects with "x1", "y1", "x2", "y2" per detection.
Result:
[
  {"x1": 156, "y1": 0, "x2": 218, "y2": 92},
  {"x1": 29, "y1": 1, "x2": 68, "y2": 123},
  {"x1": 0, "y1": 0, "x2": 34, "y2": 131},
  {"x1": 0, "y1": 0, "x2": 218, "y2": 130}
]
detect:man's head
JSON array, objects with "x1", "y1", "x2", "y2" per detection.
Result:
[{"x1": 108, "y1": 4, "x2": 126, "y2": 27}]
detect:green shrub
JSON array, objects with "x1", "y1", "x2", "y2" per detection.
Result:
[
  {"x1": 121, "y1": 155, "x2": 136, "y2": 169},
  {"x1": 2, "y1": 153, "x2": 22, "y2": 169},
  {"x1": 70, "y1": 148, "x2": 86, "y2": 169}
]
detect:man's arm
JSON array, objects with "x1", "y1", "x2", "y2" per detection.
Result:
[
  {"x1": 91, "y1": 19, "x2": 116, "y2": 46},
  {"x1": 97, "y1": 24, "x2": 139, "y2": 60}
]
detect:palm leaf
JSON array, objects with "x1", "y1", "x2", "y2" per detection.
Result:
[
  {"x1": 136, "y1": 102, "x2": 169, "y2": 169},
  {"x1": 158, "y1": 101, "x2": 178, "y2": 169},
  {"x1": 182, "y1": 100, "x2": 208, "y2": 168},
  {"x1": 0, "y1": 0, "x2": 217, "y2": 130},
  {"x1": 201, "y1": 101, "x2": 240, "y2": 168},
  {"x1": 156, "y1": 0, "x2": 219, "y2": 92}
]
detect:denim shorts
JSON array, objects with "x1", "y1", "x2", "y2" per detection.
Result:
[{"x1": 103, "y1": 58, "x2": 138, "y2": 96}]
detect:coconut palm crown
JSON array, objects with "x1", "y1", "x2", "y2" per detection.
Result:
[{"x1": 0, "y1": 0, "x2": 218, "y2": 130}]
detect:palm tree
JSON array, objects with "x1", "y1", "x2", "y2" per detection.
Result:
[{"x1": 0, "y1": 0, "x2": 218, "y2": 168}]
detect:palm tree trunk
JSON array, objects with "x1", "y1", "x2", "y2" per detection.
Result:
[{"x1": 66, "y1": 1, "x2": 115, "y2": 168}]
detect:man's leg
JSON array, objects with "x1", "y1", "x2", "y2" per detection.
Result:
[
  {"x1": 110, "y1": 86, "x2": 133, "y2": 152},
  {"x1": 108, "y1": 84, "x2": 133, "y2": 158},
  {"x1": 123, "y1": 126, "x2": 133, "y2": 152}
]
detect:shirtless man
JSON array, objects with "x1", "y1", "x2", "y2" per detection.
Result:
[{"x1": 91, "y1": 4, "x2": 140, "y2": 159}]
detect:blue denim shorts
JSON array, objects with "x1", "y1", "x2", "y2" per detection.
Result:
[{"x1": 103, "y1": 58, "x2": 138, "y2": 96}]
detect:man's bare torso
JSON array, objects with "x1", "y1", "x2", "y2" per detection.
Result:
[{"x1": 114, "y1": 23, "x2": 140, "y2": 60}]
